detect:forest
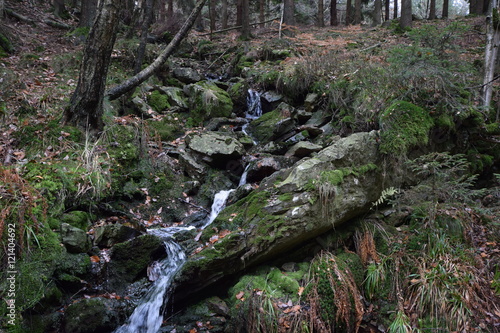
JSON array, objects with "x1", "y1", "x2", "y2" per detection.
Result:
[{"x1": 0, "y1": 0, "x2": 500, "y2": 332}]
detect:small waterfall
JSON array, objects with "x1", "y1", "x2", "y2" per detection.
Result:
[
  {"x1": 238, "y1": 164, "x2": 250, "y2": 187},
  {"x1": 246, "y1": 89, "x2": 262, "y2": 119},
  {"x1": 203, "y1": 189, "x2": 235, "y2": 228},
  {"x1": 114, "y1": 227, "x2": 193, "y2": 333}
]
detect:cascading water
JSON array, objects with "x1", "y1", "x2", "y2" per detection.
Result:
[
  {"x1": 202, "y1": 189, "x2": 235, "y2": 228},
  {"x1": 238, "y1": 164, "x2": 250, "y2": 187},
  {"x1": 114, "y1": 227, "x2": 193, "y2": 333},
  {"x1": 242, "y1": 89, "x2": 263, "y2": 144}
]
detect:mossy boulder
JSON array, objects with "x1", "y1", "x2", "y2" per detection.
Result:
[
  {"x1": 107, "y1": 234, "x2": 165, "y2": 292},
  {"x1": 379, "y1": 101, "x2": 434, "y2": 155},
  {"x1": 157, "y1": 86, "x2": 189, "y2": 110},
  {"x1": 63, "y1": 297, "x2": 123, "y2": 333},
  {"x1": 185, "y1": 131, "x2": 245, "y2": 168},
  {"x1": 60, "y1": 223, "x2": 91, "y2": 253},
  {"x1": 183, "y1": 81, "x2": 234, "y2": 125},
  {"x1": 147, "y1": 90, "x2": 171, "y2": 112},
  {"x1": 54, "y1": 252, "x2": 91, "y2": 291},
  {"x1": 60, "y1": 211, "x2": 93, "y2": 231},
  {"x1": 247, "y1": 102, "x2": 296, "y2": 144},
  {"x1": 94, "y1": 224, "x2": 141, "y2": 248}
]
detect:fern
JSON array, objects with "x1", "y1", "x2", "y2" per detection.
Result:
[{"x1": 372, "y1": 187, "x2": 399, "y2": 209}]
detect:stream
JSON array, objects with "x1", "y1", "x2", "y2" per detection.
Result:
[{"x1": 114, "y1": 89, "x2": 262, "y2": 333}]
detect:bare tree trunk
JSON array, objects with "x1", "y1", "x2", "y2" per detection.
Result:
[
  {"x1": 354, "y1": 0, "x2": 361, "y2": 24},
  {"x1": 64, "y1": 0, "x2": 120, "y2": 133},
  {"x1": 346, "y1": 0, "x2": 353, "y2": 24},
  {"x1": 0, "y1": 0, "x2": 4, "y2": 19},
  {"x1": 209, "y1": 0, "x2": 216, "y2": 33},
  {"x1": 240, "y1": 0, "x2": 250, "y2": 39},
  {"x1": 331, "y1": 0, "x2": 338, "y2": 25},
  {"x1": 259, "y1": 0, "x2": 265, "y2": 27},
  {"x1": 394, "y1": 0, "x2": 398, "y2": 19},
  {"x1": 442, "y1": 0, "x2": 449, "y2": 18},
  {"x1": 236, "y1": 0, "x2": 242, "y2": 26},
  {"x1": 53, "y1": 0, "x2": 67, "y2": 18},
  {"x1": 318, "y1": 0, "x2": 324, "y2": 27},
  {"x1": 106, "y1": 0, "x2": 207, "y2": 100},
  {"x1": 400, "y1": 0, "x2": 411, "y2": 28},
  {"x1": 283, "y1": 0, "x2": 295, "y2": 36},
  {"x1": 167, "y1": 0, "x2": 173, "y2": 19},
  {"x1": 221, "y1": 0, "x2": 228, "y2": 29},
  {"x1": 385, "y1": 0, "x2": 389, "y2": 20},
  {"x1": 483, "y1": 0, "x2": 500, "y2": 109},
  {"x1": 429, "y1": 0, "x2": 436, "y2": 19},
  {"x1": 79, "y1": 0, "x2": 98, "y2": 27},
  {"x1": 374, "y1": 0, "x2": 382, "y2": 25},
  {"x1": 135, "y1": 0, "x2": 154, "y2": 74}
]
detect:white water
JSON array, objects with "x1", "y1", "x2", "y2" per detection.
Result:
[
  {"x1": 238, "y1": 164, "x2": 250, "y2": 187},
  {"x1": 203, "y1": 189, "x2": 235, "y2": 228},
  {"x1": 114, "y1": 227, "x2": 193, "y2": 333},
  {"x1": 246, "y1": 89, "x2": 262, "y2": 119}
]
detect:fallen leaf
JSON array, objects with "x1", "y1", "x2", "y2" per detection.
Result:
[
  {"x1": 90, "y1": 255, "x2": 100, "y2": 263},
  {"x1": 298, "y1": 286, "x2": 304, "y2": 296},
  {"x1": 235, "y1": 291, "x2": 245, "y2": 300}
]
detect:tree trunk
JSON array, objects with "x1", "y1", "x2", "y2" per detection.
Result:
[
  {"x1": 106, "y1": 0, "x2": 207, "y2": 100},
  {"x1": 318, "y1": 0, "x2": 324, "y2": 27},
  {"x1": 236, "y1": 0, "x2": 242, "y2": 26},
  {"x1": 482, "y1": 0, "x2": 500, "y2": 109},
  {"x1": 354, "y1": 0, "x2": 361, "y2": 24},
  {"x1": 429, "y1": 0, "x2": 436, "y2": 19},
  {"x1": 346, "y1": 0, "x2": 352, "y2": 24},
  {"x1": 0, "y1": 0, "x2": 4, "y2": 19},
  {"x1": 209, "y1": 0, "x2": 216, "y2": 33},
  {"x1": 283, "y1": 0, "x2": 295, "y2": 36},
  {"x1": 53, "y1": 0, "x2": 67, "y2": 18},
  {"x1": 134, "y1": 0, "x2": 154, "y2": 74},
  {"x1": 167, "y1": 0, "x2": 173, "y2": 19},
  {"x1": 259, "y1": 0, "x2": 265, "y2": 27},
  {"x1": 400, "y1": 0, "x2": 411, "y2": 28},
  {"x1": 221, "y1": 0, "x2": 228, "y2": 29},
  {"x1": 331, "y1": 0, "x2": 338, "y2": 26},
  {"x1": 442, "y1": 0, "x2": 449, "y2": 18},
  {"x1": 240, "y1": 0, "x2": 250, "y2": 39},
  {"x1": 374, "y1": 0, "x2": 382, "y2": 25},
  {"x1": 64, "y1": 0, "x2": 120, "y2": 133},
  {"x1": 394, "y1": 0, "x2": 398, "y2": 19},
  {"x1": 79, "y1": 0, "x2": 98, "y2": 27},
  {"x1": 385, "y1": 0, "x2": 389, "y2": 21}
]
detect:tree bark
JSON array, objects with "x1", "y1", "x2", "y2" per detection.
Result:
[
  {"x1": 442, "y1": 0, "x2": 449, "y2": 18},
  {"x1": 221, "y1": 0, "x2": 228, "y2": 29},
  {"x1": 240, "y1": 0, "x2": 250, "y2": 39},
  {"x1": 354, "y1": 0, "x2": 362, "y2": 24},
  {"x1": 331, "y1": 0, "x2": 338, "y2": 26},
  {"x1": 79, "y1": 0, "x2": 98, "y2": 27},
  {"x1": 482, "y1": 0, "x2": 500, "y2": 109},
  {"x1": 209, "y1": 0, "x2": 216, "y2": 33},
  {"x1": 135, "y1": 0, "x2": 155, "y2": 74},
  {"x1": 236, "y1": 0, "x2": 243, "y2": 26},
  {"x1": 106, "y1": 0, "x2": 207, "y2": 101},
  {"x1": 0, "y1": 0, "x2": 4, "y2": 19},
  {"x1": 259, "y1": 0, "x2": 265, "y2": 27},
  {"x1": 374, "y1": 0, "x2": 382, "y2": 25},
  {"x1": 283, "y1": 0, "x2": 295, "y2": 36},
  {"x1": 394, "y1": 0, "x2": 398, "y2": 19},
  {"x1": 167, "y1": 0, "x2": 173, "y2": 19},
  {"x1": 400, "y1": 0, "x2": 411, "y2": 28},
  {"x1": 53, "y1": 0, "x2": 67, "y2": 18},
  {"x1": 318, "y1": 0, "x2": 324, "y2": 27},
  {"x1": 346, "y1": 0, "x2": 353, "y2": 25},
  {"x1": 385, "y1": 0, "x2": 389, "y2": 21},
  {"x1": 429, "y1": 0, "x2": 436, "y2": 19},
  {"x1": 64, "y1": 0, "x2": 120, "y2": 133}
]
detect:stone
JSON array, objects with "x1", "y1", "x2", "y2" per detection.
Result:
[
  {"x1": 304, "y1": 93, "x2": 319, "y2": 112},
  {"x1": 157, "y1": 86, "x2": 188, "y2": 110},
  {"x1": 172, "y1": 67, "x2": 202, "y2": 83},
  {"x1": 261, "y1": 90, "x2": 283, "y2": 113},
  {"x1": 246, "y1": 156, "x2": 296, "y2": 183},
  {"x1": 60, "y1": 223, "x2": 91, "y2": 253},
  {"x1": 94, "y1": 224, "x2": 141, "y2": 248},
  {"x1": 186, "y1": 131, "x2": 245, "y2": 168},
  {"x1": 285, "y1": 141, "x2": 323, "y2": 158},
  {"x1": 63, "y1": 297, "x2": 123, "y2": 333},
  {"x1": 184, "y1": 81, "x2": 234, "y2": 123}
]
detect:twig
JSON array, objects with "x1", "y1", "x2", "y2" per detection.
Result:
[
  {"x1": 177, "y1": 198, "x2": 210, "y2": 214},
  {"x1": 43, "y1": 18, "x2": 72, "y2": 30}
]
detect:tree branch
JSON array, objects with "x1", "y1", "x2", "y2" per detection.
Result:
[{"x1": 105, "y1": 0, "x2": 207, "y2": 101}]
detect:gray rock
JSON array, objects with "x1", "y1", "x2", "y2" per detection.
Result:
[
  {"x1": 261, "y1": 90, "x2": 283, "y2": 113},
  {"x1": 157, "y1": 86, "x2": 188, "y2": 110},
  {"x1": 285, "y1": 141, "x2": 323, "y2": 158},
  {"x1": 186, "y1": 131, "x2": 245, "y2": 167},
  {"x1": 63, "y1": 297, "x2": 123, "y2": 333},
  {"x1": 60, "y1": 223, "x2": 91, "y2": 253},
  {"x1": 94, "y1": 224, "x2": 141, "y2": 248},
  {"x1": 172, "y1": 67, "x2": 202, "y2": 83}
]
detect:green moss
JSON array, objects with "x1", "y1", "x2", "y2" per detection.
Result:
[
  {"x1": 379, "y1": 101, "x2": 434, "y2": 155},
  {"x1": 145, "y1": 116, "x2": 182, "y2": 141},
  {"x1": 67, "y1": 27, "x2": 90, "y2": 38},
  {"x1": 187, "y1": 81, "x2": 234, "y2": 125},
  {"x1": 147, "y1": 90, "x2": 171, "y2": 112},
  {"x1": 485, "y1": 122, "x2": 500, "y2": 135},
  {"x1": 278, "y1": 193, "x2": 293, "y2": 202},
  {"x1": 105, "y1": 124, "x2": 140, "y2": 166},
  {"x1": 336, "y1": 252, "x2": 364, "y2": 288},
  {"x1": 61, "y1": 211, "x2": 93, "y2": 230}
]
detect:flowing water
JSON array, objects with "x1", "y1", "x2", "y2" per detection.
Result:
[
  {"x1": 242, "y1": 89, "x2": 262, "y2": 144},
  {"x1": 115, "y1": 89, "x2": 261, "y2": 332}
]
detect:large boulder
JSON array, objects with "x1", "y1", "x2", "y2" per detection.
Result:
[
  {"x1": 174, "y1": 131, "x2": 390, "y2": 300},
  {"x1": 60, "y1": 223, "x2": 91, "y2": 254},
  {"x1": 184, "y1": 81, "x2": 234, "y2": 124},
  {"x1": 247, "y1": 102, "x2": 297, "y2": 144},
  {"x1": 63, "y1": 297, "x2": 125, "y2": 333},
  {"x1": 185, "y1": 131, "x2": 245, "y2": 168}
]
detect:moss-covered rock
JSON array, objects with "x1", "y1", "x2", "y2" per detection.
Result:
[
  {"x1": 183, "y1": 81, "x2": 234, "y2": 125},
  {"x1": 60, "y1": 211, "x2": 93, "y2": 231},
  {"x1": 63, "y1": 297, "x2": 123, "y2": 333},
  {"x1": 379, "y1": 101, "x2": 434, "y2": 155},
  {"x1": 60, "y1": 223, "x2": 91, "y2": 253}
]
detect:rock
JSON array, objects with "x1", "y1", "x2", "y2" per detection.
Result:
[
  {"x1": 60, "y1": 223, "x2": 91, "y2": 253},
  {"x1": 247, "y1": 102, "x2": 297, "y2": 144},
  {"x1": 206, "y1": 296, "x2": 230, "y2": 317},
  {"x1": 157, "y1": 86, "x2": 188, "y2": 110},
  {"x1": 54, "y1": 253, "x2": 91, "y2": 291},
  {"x1": 107, "y1": 234, "x2": 165, "y2": 292},
  {"x1": 184, "y1": 81, "x2": 234, "y2": 123},
  {"x1": 172, "y1": 67, "x2": 202, "y2": 83},
  {"x1": 285, "y1": 141, "x2": 323, "y2": 158},
  {"x1": 179, "y1": 150, "x2": 207, "y2": 180},
  {"x1": 227, "y1": 78, "x2": 249, "y2": 116},
  {"x1": 174, "y1": 131, "x2": 389, "y2": 301},
  {"x1": 63, "y1": 297, "x2": 124, "y2": 333},
  {"x1": 261, "y1": 90, "x2": 283, "y2": 113},
  {"x1": 186, "y1": 131, "x2": 245, "y2": 168},
  {"x1": 131, "y1": 96, "x2": 155, "y2": 118},
  {"x1": 94, "y1": 224, "x2": 141, "y2": 248},
  {"x1": 246, "y1": 156, "x2": 297, "y2": 183},
  {"x1": 304, "y1": 93, "x2": 319, "y2": 112},
  {"x1": 61, "y1": 211, "x2": 93, "y2": 230},
  {"x1": 205, "y1": 117, "x2": 247, "y2": 131}
]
